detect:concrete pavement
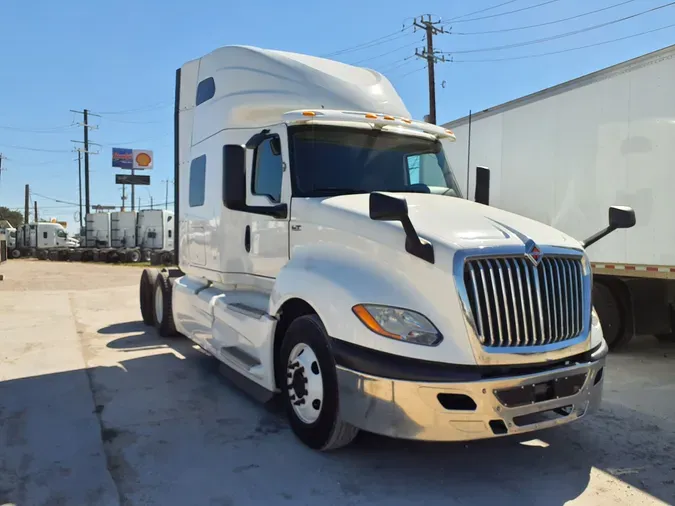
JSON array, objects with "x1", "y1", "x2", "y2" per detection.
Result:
[{"x1": 1, "y1": 260, "x2": 674, "y2": 505}]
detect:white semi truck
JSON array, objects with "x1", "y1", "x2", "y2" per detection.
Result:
[
  {"x1": 442, "y1": 44, "x2": 674, "y2": 350},
  {"x1": 13, "y1": 222, "x2": 80, "y2": 260},
  {"x1": 139, "y1": 45, "x2": 635, "y2": 451}
]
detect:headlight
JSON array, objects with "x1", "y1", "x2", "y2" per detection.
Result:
[
  {"x1": 591, "y1": 306, "x2": 600, "y2": 328},
  {"x1": 352, "y1": 304, "x2": 442, "y2": 346}
]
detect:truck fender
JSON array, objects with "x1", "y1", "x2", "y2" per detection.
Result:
[{"x1": 269, "y1": 247, "x2": 476, "y2": 366}]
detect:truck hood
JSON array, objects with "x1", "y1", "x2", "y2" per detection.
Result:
[{"x1": 317, "y1": 193, "x2": 581, "y2": 251}]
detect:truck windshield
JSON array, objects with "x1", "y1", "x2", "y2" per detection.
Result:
[{"x1": 289, "y1": 125, "x2": 462, "y2": 198}]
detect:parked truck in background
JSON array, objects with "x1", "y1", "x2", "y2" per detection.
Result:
[
  {"x1": 139, "y1": 45, "x2": 636, "y2": 451},
  {"x1": 443, "y1": 44, "x2": 674, "y2": 350},
  {"x1": 137, "y1": 209, "x2": 175, "y2": 263},
  {"x1": 0, "y1": 220, "x2": 17, "y2": 257},
  {"x1": 14, "y1": 221, "x2": 80, "y2": 260}
]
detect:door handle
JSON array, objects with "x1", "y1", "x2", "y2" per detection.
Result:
[{"x1": 244, "y1": 225, "x2": 251, "y2": 252}]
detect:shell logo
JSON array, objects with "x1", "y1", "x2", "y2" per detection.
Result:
[{"x1": 135, "y1": 152, "x2": 152, "y2": 167}]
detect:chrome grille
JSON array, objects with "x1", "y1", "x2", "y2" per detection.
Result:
[{"x1": 463, "y1": 256, "x2": 585, "y2": 347}]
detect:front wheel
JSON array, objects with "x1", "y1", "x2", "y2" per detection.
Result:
[{"x1": 279, "y1": 315, "x2": 358, "y2": 451}]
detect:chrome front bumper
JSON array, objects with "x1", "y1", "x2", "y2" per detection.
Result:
[{"x1": 336, "y1": 357, "x2": 605, "y2": 442}]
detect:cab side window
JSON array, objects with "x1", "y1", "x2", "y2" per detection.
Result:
[
  {"x1": 189, "y1": 155, "x2": 206, "y2": 207},
  {"x1": 252, "y1": 137, "x2": 283, "y2": 203}
]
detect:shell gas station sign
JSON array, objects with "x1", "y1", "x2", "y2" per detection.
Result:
[{"x1": 112, "y1": 148, "x2": 153, "y2": 170}]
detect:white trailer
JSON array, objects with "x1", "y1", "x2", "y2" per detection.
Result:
[
  {"x1": 138, "y1": 45, "x2": 636, "y2": 451},
  {"x1": 111, "y1": 211, "x2": 138, "y2": 248},
  {"x1": 137, "y1": 209, "x2": 174, "y2": 263},
  {"x1": 84, "y1": 212, "x2": 111, "y2": 248},
  {"x1": 442, "y1": 44, "x2": 675, "y2": 349}
]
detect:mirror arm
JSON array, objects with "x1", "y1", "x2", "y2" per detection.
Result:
[
  {"x1": 401, "y1": 216, "x2": 435, "y2": 264},
  {"x1": 581, "y1": 226, "x2": 614, "y2": 249}
]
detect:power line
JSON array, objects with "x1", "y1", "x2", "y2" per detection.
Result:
[
  {"x1": 448, "y1": 0, "x2": 565, "y2": 24},
  {"x1": 453, "y1": 0, "x2": 637, "y2": 35},
  {"x1": 320, "y1": 26, "x2": 413, "y2": 57},
  {"x1": 0, "y1": 144, "x2": 71, "y2": 153},
  {"x1": 31, "y1": 192, "x2": 79, "y2": 207},
  {"x1": 452, "y1": 22, "x2": 675, "y2": 62},
  {"x1": 379, "y1": 56, "x2": 416, "y2": 74},
  {"x1": 102, "y1": 117, "x2": 167, "y2": 125},
  {"x1": 350, "y1": 38, "x2": 424, "y2": 65},
  {"x1": 447, "y1": 0, "x2": 519, "y2": 22},
  {"x1": 95, "y1": 101, "x2": 172, "y2": 115},
  {"x1": 0, "y1": 123, "x2": 77, "y2": 133},
  {"x1": 442, "y1": 2, "x2": 675, "y2": 55}
]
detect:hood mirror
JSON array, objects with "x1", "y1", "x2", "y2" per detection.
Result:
[
  {"x1": 369, "y1": 192, "x2": 434, "y2": 264},
  {"x1": 609, "y1": 205, "x2": 636, "y2": 229},
  {"x1": 582, "y1": 205, "x2": 636, "y2": 248}
]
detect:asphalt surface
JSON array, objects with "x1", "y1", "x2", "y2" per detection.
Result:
[{"x1": 1, "y1": 260, "x2": 674, "y2": 506}]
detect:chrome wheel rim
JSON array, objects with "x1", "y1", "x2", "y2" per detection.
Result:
[
  {"x1": 287, "y1": 343, "x2": 323, "y2": 424},
  {"x1": 154, "y1": 284, "x2": 163, "y2": 324}
]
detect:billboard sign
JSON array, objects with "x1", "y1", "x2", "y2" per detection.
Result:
[
  {"x1": 112, "y1": 148, "x2": 153, "y2": 170},
  {"x1": 115, "y1": 174, "x2": 151, "y2": 185}
]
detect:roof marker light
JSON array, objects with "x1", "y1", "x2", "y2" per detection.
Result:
[
  {"x1": 302, "y1": 111, "x2": 316, "y2": 117},
  {"x1": 445, "y1": 129, "x2": 454, "y2": 135},
  {"x1": 365, "y1": 113, "x2": 378, "y2": 119},
  {"x1": 383, "y1": 115, "x2": 395, "y2": 120},
  {"x1": 401, "y1": 118, "x2": 412, "y2": 124}
]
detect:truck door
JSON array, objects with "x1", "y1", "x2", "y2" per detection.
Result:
[{"x1": 245, "y1": 125, "x2": 291, "y2": 278}]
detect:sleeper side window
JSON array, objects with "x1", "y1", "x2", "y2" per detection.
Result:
[
  {"x1": 189, "y1": 155, "x2": 206, "y2": 207},
  {"x1": 252, "y1": 137, "x2": 283, "y2": 203},
  {"x1": 43, "y1": 231, "x2": 48, "y2": 239},
  {"x1": 196, "y1": 77, "x2": 215, "y2": 106}
]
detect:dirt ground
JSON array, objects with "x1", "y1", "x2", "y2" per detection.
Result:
[{"x1": 1, "y1": 259, "x2": 674, "y2": 506}]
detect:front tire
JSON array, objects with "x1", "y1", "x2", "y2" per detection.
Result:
[{"x1": 279, "y1": 315, "x2": 358, "y2": 451}]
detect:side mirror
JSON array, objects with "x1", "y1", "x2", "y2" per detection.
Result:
[
  {"x1": 369, "y1": 192, "x2": 409, "y2": 221},
  {"x1": 582, "y1": 205, "x2": 636, "y2": 248},
  {"x1": 474, "y1": 166, "x2": 490, "y2": 205},
  {"x1": 609, "y1": 205, "x2": 636, "y2": 229},
  {"x1": 369, "y1": 192, "x2": 434, "y2": 264},
  {"x1": 223, "y1": 144, "x2": 247, "y2": 210}
]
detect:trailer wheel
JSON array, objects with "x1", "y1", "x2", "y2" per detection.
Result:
[
  {"x1": 48, "y1": 250, "x2": 59, "y2": 262},
  {"x1": 593, "y1": 280, "x2": 633, "y2": 350},
  {"x1": 279, "y1": 314, "x2": 359, "y2": 451},
  {"x1": 140, "y1": 268, "x2": 160, "y2": 326},
  {"x1": 126, "y1": 249, "x2": 141, "y2": 263},
  {"x1": 153, "y1": 274, "x2": 178, "y2": 337},
  {"x1": 10, "y1": 249, "x2": 21, "y2": 259}
]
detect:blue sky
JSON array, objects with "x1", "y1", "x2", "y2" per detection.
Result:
[{"x1": 0, "y1": 0, "x2": 672, "y2": 228}]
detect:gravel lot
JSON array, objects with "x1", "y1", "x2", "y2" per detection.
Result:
[{"x1": 1, "y1": 259, "x2": 674, "y2": 506}]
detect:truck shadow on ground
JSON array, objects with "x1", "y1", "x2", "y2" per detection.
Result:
[{"x1": 1, "y1": 323, "x2": 673, "y2": 506}]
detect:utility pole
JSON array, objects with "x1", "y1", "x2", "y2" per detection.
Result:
[
  {"x1": 150, "y1": 196, "x2": 154, "y2": 210},
  {"x1": 0, "y1": 154, "x2": 6, "y2": 194},
  {"x1": 34, "y1": 201, "x2": 38, "y2": 222},
  {"x1": 70, "y1": 109, "x2": 100, "y2": 215},
  {"x1": 121, "y1": 184, "x2": 127, "y2": 211},
  {"x1": 77, "y1": 151, "x2": 83, "y2": 231},
  {"x1": 414, "y1": 15, "x2": 446, "y2": 125},
  {"x1": 138, "y1": 197, "x2": 141, "y2": 210},
  {"x1": 24, "y1": 184, "x2": 30, "y2": 224},
  {"x1": 161, "y1": 179, "x2": 172, "y2": 210}
]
